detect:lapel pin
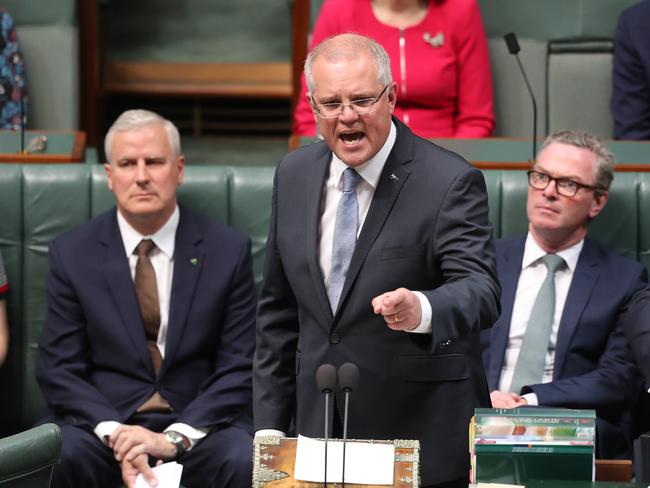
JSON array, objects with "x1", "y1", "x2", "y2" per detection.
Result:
[
  {"x1": 190, "y1": 258, "x2": 198, "y2": 266},
  {"x1": 423, "y1": 32, "x2": 444, "y2": 48},
  {"x1": 390, "y1": 173, "x2": 399, "y2": 183}
]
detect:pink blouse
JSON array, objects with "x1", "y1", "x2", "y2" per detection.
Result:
[{"x1": 294, "y1": 0, "x2": 495, "y2": 138}]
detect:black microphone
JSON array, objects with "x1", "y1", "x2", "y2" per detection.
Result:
[
  {"x1": 504, "y1": 32, "x2": 538, "y2": 161},
  {"x1": 316, "y1": 363, "x2": 337, "y2": 487},
  {"x1": 338, "y1": 362, "x2": 360, "y2": 488}
]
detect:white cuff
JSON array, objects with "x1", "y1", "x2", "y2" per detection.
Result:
[
  {"x1": 521, "y1": 392, "x2": 539, "y2": 406},
  {"x1": 94, "y1": 421, "x2": 121, "y2": 444},
  {"x1": 408, "y1": 291, "x2": 432, "y2": 334},
  {"x1": 165, "y1": 423, "x2": 208, "y2": 451}
]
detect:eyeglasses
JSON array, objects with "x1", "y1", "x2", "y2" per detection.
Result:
[
  {"x1": 311, "y1": 84, "x2": 390, "y2": 118},
  {"x1": 527, "y1": 170, "x2": 599, "y2": 197}
]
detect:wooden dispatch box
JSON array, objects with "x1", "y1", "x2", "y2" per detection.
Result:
[{"x1": 253, "y1": 436, "x2": 420, "y2": 487}]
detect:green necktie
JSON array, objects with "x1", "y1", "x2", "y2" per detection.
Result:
[{"x1": 509, "y1": 253, "x2": 565, "y2": 394}]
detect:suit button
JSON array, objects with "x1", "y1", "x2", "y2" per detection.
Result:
[{"x1": 330, "y1": 333, "x2": 340, "y2": 344}]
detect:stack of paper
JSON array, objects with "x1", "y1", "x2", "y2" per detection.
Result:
[{"x1": 469, "y1": 408, "x2": 595, "y2": 485}]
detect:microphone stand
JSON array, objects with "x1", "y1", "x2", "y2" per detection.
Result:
[
  {"x1": 513, "y1": 54, "x2": 538, "y2": 162},
  {"x1": 504, "y1": 32, "x2": 538, "y2": 162},
  {"x1": 337, "y1": 362, "x2": 359, "y2": 488},
  {"x1": 341, "y1": 389, "x2": 351, "y2": 488},
  {"x1": 316, "y1": 363, "x2": 337, "y2": 487},
  {"x1": 323, "y1": 391, "x2": 330, "y2": 488}
]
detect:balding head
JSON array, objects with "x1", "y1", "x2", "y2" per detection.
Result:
[{"x1": 304, "y1": 33, "x2": 392, "y2": 95}]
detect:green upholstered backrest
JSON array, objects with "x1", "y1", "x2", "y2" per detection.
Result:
[
  {"x1": 229, "y1": 166, "x2": 275, "y2": 289},
  {"x1": 477, "y1": 0, "x2": 639, "y2": 39},
  {"x1": 1, "y1": 0, "x2": 76, "y2": 25},
  {"x1": 547, "y1": 40, "x2": 615, "y2": 139},
  {"x1": 0, "y1": 423, "x2": 62, "y2": 487},
  {"x1": 487, "y1": 38, "x2": 548, "y2": 138},
  {"x1": 3, "y1": 0, "x2": 79, "y2": 130},
  {"x1": 104, "y1": 0, "x2": 292, "y2": 62},
  {"x1": 2, "y1": 163, "x2": 650, "y2": 434},
  {"x1": 21, "y1": 166, "x2": 91, "y2": 424},
  {"x1": 478, "y1": 0, "x2": 638, "y2": 139}
]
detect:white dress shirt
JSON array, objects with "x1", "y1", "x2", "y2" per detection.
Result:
[
  {"x1": 318, "y1": 121, "x2": 432, "y2": 333},
  {"x1": 95, "y1": 206, "x2": 206, "y2": 448},
  {"x1": 499, "y1": 233, "x2": 583, "y2": 404}
]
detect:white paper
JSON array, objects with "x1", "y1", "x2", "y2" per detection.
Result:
[
  {"x1": 294, "y1": 434, "x2": 394, "y2": 485},
  {"x1": 135, "y1": 461, "x2": 183, "y2": 488}
]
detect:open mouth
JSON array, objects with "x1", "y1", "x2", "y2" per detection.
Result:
[{"x1": 339, "y1": 131, "x2": 364, "y2": 145}]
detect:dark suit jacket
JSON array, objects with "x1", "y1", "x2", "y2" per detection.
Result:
[
  {"x1": 253, "y1": 119, "x2": 501, "y2": 485},
  {"x1": 36, "y1": 205, "x2": 257, "y2": 432},
  {"x1": 620, "y1": 284, "x2": 650, "y2": 390},
  {"x1": 482, "y1": 236, "x2": 646, "y2": 459},
  {"x1": 612, "y1": 0, "x2": 650, "y2": 140}
]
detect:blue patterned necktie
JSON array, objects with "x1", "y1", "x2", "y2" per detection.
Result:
[
  {"x1": 509, "y1": 253, "x2": 565, "y2": 394},
  {"x1": 327, "y1": 168, "x2": 362, "y2": 312}
]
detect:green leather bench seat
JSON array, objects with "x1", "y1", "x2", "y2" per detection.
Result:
[
  {"x1": 1, "y1": 163, "x2": 649, "y2": 436},
  {"x1": 0, "y1": 423, "x2": 62, "y2": 487},
  {"x1": 0, "y1": 164, "x2": 274, "y2": 434}
]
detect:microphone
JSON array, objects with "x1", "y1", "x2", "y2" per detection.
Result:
[
  {"x1": 316, "y1": 363, "x2": 337, "y2": 487},
  {"x1": 338, "y1": 362, "x2": 360, "y2": 487},
  {"x1": 504, "y1": 32, "x2": 538, "y2": 161}
]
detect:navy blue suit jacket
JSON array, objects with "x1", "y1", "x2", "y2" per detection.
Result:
[
  {"x1": 36, "y1": 205, "x2": 256, "y2": 432},
  {"x1": 254, "y1": 118, "x2": 500, "y2": 485},
  {"x1": 482, "y1": 236, "x2": 646, "y2": 459},
  {"x1": 612, "y1": 0, "x2": 650, "y2": 139}
]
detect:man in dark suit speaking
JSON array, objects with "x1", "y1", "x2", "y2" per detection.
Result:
[
  {"x1": 36, "y1": 109, "x2": 256, "y2": 488},
  {"x1": 253, "y1": 33, "x2": 500, "y2": 488}
]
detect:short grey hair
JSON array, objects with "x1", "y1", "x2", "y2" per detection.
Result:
[
  {"x1": 104, "y1": 109, "x2": 181, "y2": 162},
  {"x1": 304, "y1": 33, "x2": 392, "y2": 96},
  {"x1": 540, "y1": 130, "x2": 615, "y2": 192}
]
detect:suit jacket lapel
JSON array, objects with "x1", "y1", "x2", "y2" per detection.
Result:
[
  {"x1": 101, "y1": 211, "x2": 153, "y2": 374},
  {"x1": 335, "y1": 120, "x2": 412, "y2": 318},
  {"x1": 489, "y1": 238, "x2": 525, "y2": 389},
  {"x1": 306, "y1": 148, "x2": 336, "y2": 322},
  {"x1": 162, "y1": 207, "x2": 204, "y2": 374},
  {"x1": 554, "y1": 238, "x2": 600, "y2": 376}
]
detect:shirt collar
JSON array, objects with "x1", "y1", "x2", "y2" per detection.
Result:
[
  {"x1": 117, "y1": 206, "x2": 180, "y2": 259},
  {"x1": 522, "y1": 232, "x2": 584, "y2": 272},
  {"x1": 330, "y1": 121, "x2": 397, "y2": 188}
]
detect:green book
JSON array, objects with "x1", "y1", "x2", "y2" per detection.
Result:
[
  {"x1": 470, "y1": 408, "x2": 595, "y2": 484},
  {"x1": 473, "y1": 408, "x2": 595, "y2": 445}
]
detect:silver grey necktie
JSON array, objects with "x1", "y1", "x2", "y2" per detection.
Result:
[
  {"x1": 327, "y1": 168, "x2": 362, "y2": 312},
  {"x1": 509, "y1": 253, "x2": 565, "y2": 394}
]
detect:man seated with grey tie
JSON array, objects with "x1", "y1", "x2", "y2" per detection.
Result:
[
  {"x1": 481, "y1": 129, "x2": 647, "y2": 459},
  {"x1": 36, "y1": 109, "x2": 256, "y2": 488}
]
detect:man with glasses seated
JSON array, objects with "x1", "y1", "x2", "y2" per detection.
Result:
[{"x1": 481, "y1": 130, "x2": 646, "y2": 460}]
